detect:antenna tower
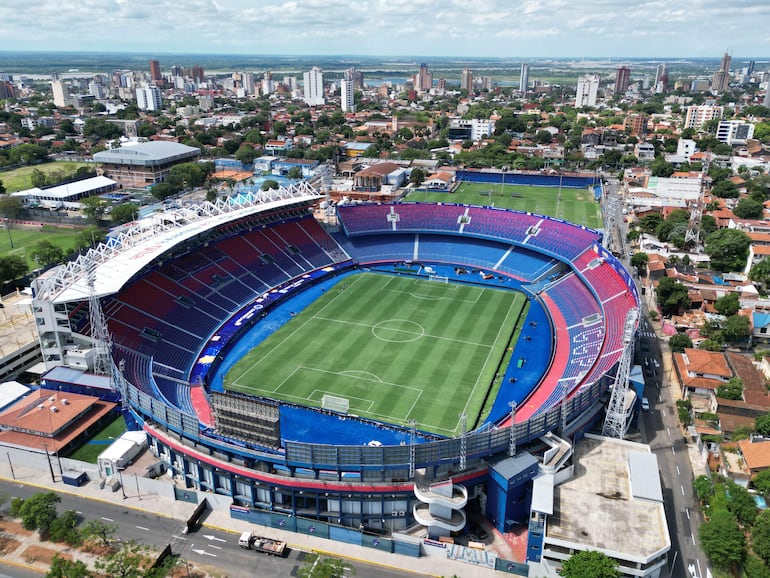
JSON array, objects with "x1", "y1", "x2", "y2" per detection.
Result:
[
  {"x1": 602, "y1": 308, "x2": 639, "y2": 439},
  {"x1": 684, "y1": 154, "x2": 711, "y2": 250},
  {"x1": 85, "y1": 261, "x2": 113, "y2": 376}
]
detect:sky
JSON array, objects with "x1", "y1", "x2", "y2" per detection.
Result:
[{"x1": 2, "y1": 0, "x2": 769, "y2": 59}]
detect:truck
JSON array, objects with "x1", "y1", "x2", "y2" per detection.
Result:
[{"x1": 238, "y1": 531, "x2": 287, "y2": 556}]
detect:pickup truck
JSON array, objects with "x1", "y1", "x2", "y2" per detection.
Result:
[{"x1": 238, "y1": 531, "x2": 287, "y2": 556}]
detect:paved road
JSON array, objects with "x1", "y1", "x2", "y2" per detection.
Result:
[
  {"x1": 0, "y1": 481, "x2": 413, "y2": 578},
  {"x1": 636, "y1": 317, "x2": 709, "y2": 578}
]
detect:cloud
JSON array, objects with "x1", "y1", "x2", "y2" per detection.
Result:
[{"x1": 0, "y1": 0, "x2": 767, "y2": 57}]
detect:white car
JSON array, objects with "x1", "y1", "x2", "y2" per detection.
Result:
[{"x1": 641, "y1": 397, "x2": 650, "y2": 412}]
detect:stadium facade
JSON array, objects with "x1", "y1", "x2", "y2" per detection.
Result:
[{"x1": 31, "y1": 179, "x2": 640, "y2": 554}]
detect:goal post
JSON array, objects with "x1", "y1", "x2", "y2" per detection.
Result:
[
  {"x1": 428, "y1": 275, "x2": 449, "y2": 284},
  {"x1": 321, "y1": 394, "x2": 350, "y2": 414}
]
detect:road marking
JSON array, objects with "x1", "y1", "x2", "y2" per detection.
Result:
[
  {"x1": 172, "y1": 535, "x2": 187, "y2": 540},
  {"x1": 691, "y1": 532, "x2": 696, "y2": 545},
  {"x1": 672, "y1": 447, "x2": 676, "y2": 456},
  {"x1": 681, "y1": 485, "x2": 685, "y2": 496},
  {"x1": 658, "y1": 395, "x2": 663, "y2": 403},
  {"x1": 209, "y1": 545, "x2": 222, "y2": 550},
  {"x1": 676, "y1": 465, "x2": 680, "y2": 475},
  {"x1": 697, "y1": 558, "x2": 702, "y2": 577},
  {"x1": 685, "y1": 507, "x2": 690, "y2": 520},
  {"x1": 136, "y1": 526, "x2": 149, "y2": 531},
  {"x1": 203, "y1": 535, "x2": 226, "y2": 542},
  {"x1": 661, "y1": 409, "x2": 666, "y2": 417},
  {"x1": 667, "y1": 427, "x2": 671, "y2": 437},
  {"x1": 101, "y1": 517, "x2": 114, "y2": 522}
]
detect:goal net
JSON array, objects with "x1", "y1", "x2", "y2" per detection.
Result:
[
  {"x1": 428, "y1": 275, "x2": 449, "y2": 284},
  {"x1": 321, "y1": 394, "x2": 350, "y2": 414}
]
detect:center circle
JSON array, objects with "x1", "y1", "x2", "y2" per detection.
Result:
[{"x1": 371, "y1": 319, "x2": 425, "y2": 343}]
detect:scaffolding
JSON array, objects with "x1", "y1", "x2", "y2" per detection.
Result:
[{"x1": 602, "y1": 308, "x2": 639, "y2": 439}]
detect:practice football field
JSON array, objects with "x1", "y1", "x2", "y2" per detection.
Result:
[
  {"x1": 224, "y1": 273, "x2": 528, "y2": 436},
  {"x1": 404, "y1": 181, "x2": 602, "y2": 229}
]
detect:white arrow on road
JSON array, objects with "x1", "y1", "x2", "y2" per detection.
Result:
[
  {"x1": 203, "y1": 534, "x2": 226, "y2": 542},
  {"x1": 192, "y1": 548, "x2": 217, "y2": 557}
]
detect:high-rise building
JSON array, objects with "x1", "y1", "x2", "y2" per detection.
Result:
[
  {"x1": 764, "y1": 79, "x2": 770, "y2": 108},
  {"x1": 461, "y1": 68, "x2": 473, "y2": 93},
  {"x1": 684, "y1": 104, "x2": 724, "y2": 129},
  {"x1": 149, "y1": 59, "x2": 162, "y2": 83},
  {"x1": 51, "y1": 74, "x2": 71, "y2": 108},
  {"x1": 344, "y1": 67, "x2": 364, "y2": 90},
  {"x1": 415, "y1": 63, "x2": 432, "y2": 92},
  {"x1": 136, "y1": 84, "x2": 162, "y2": 111},
  {"x1": 716, "y1": 120, "x2": 755, "y2": 145},
  {"x1": 89, "y1": 80, "x2": 106, "y2": 100},
  {"x1": 575, "y1": 74, "x2": 600, "y2": 108},
  {"x1": 712, "y1": 52, "x2": 732, "y2": 91},
  {"x1": 520, "y1": 64, "x2": 529, "y2": 95},
  {"x1": 303, "y1": 67, "x2": 325, "y2": 106},
  {"x1": 341, "y1": 78, "x2": 355, "y2": 112},
  {"x1": 191, "y1": 65, "x2": 205, "y2": 84},
  {"x1": 654, "y1": 63, "x2": 668, "y2": 94},
  {"x1": 614, "y1": 66, "x2": 631, "y2": 94}
]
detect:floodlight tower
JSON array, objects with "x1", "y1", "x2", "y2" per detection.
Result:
[
  {"x1": 602, "y1": 308, "x2": 639, "y2": 439},
  {"x1": 684, "y1": 154, "x2": 711, "y2": 251},
  {"x1": 84, "y1": 260, "x2": 113, "y2": 376}
]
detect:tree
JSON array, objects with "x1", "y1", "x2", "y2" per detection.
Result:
[
  {"x1": 745, "y1": 555, "x2": 770, "y2": 578},
  {"x1": 234, "y1": 145, "x2": 258, "y2": 165},
  {"x1": 0, "y1": 255, "x2": 28, "y2": 285},
  {"x1": 726, "y1": 479, "x2": 758, "y2": 526},
  {"x1": 81, "y1": 196, "x2": 107, "y2": 224},
  {"x1": 630, "y1": 252, "x2": 648, "y2": 274},
  {"x1": 287, "y1": 166, "x2": 303, "y2": 179},
  {"x1": 700, "y1": 508, "x2": 746, "y2": 570},
  {"x1": 694, "y1": 475, "x2": 714, "y2": 504},
  {"x1": 756, "y1": 413, "x2": 770, "y2": 437},
  {"x1": 30, "y1": 240, "x2": 64, "y2": 268},
  {"x1": 30, "y1": 168, "x2": 48, "y2": 188},
  {"x1": 753, "y1": 511, "x2": 770, "y2": 565},
  {"x1": 80, "y1": 518, "x2": 117, "y2": 547},
  {"x1": 0, "y1": 179, "x2": 5, "y2": 194},
  {"x1": 650, "y1": 157, "x2": 674, "y2": 177},
  {"x1": 711, "y1": 179, "x2": 739, "y2": 199},
  {"x1": 76, "y1": 226, "x2": 107, "y2": 251},
  {"x1": 8, "y1": 143, "x2": 49, "y2": 165},
  {"x1": 94, "y1": 540, "x2": 157, "y2": 578},
  {"x1": 46, "y1": 555, "x2": 93, "y2": 578},
  {"x1": 655, "y1": 277, "x2": 691, "y2": 316},
  {"x1": 705, "y1": 228, "x2": 751, "y2": 272},
  {"x1": 753, "y1": 468, "x2": 770, "y2": 497},
  {"x1": 734, "y1": 198, "x2": 765, "y2": 219},
  {"x1": 16, "y1": 492, "x2": 60, "y2": 531},
  {"x1": 0, "y1": 195, "x2": 23, "y2": 218},
  {"x1": 669, "y1": 334, "x2": 693, "y2": 352},
  {"x1": 750, "y1": 259, "x2": 770, "y2": 294},
  {"x1": 714, "y1": 292, "x2": 740, "y2": 316},
  {"x1": 410, "y1": 167, "x2": 425, "y2": 187},
  {"x1": 261, "y1": 179, "x2": 279, "y2": 191},
  {"x1": 717, "y1": 376, "x2": 744, "y2": 400},
  {"x1": 298, "y1": 554, "x2": 356, "y2": 578},
  {"x1": 48, "y1": 509, "x2": 81, "y2": 545},
  {"x1": 558, "y1": 550, "x2": 620, "y2": 578},
  {"x1": 722, "y1": 314, "x2": 751, "y2": 345},
  {"x1": 110, "y1": 203, "x2": 139, "y2": 225}
]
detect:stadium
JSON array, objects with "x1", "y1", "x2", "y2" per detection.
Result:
[{"x1": 31, "y1": 171, "x2": 638, "y2": 556}]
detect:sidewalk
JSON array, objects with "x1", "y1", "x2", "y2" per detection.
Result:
[{"x1": 0, "y1": 457, "x2": 510, "y2": 577}]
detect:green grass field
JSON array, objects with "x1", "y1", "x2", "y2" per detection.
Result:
[
  {"x1": 404, "y1": 181, "x2": 602, "y2": 229},
  {"x1": 0, "y1": 225, "x2": 81, "y2": 270},
  {"x1": 0, "y1": 161, "x2": 92, "y2": 193},
  {"x1": 225, "y1": 273, "x2": 527, "y2": 436},
  {"x1": 66, "y1": 415, "x2": 127, "y2": 462}
]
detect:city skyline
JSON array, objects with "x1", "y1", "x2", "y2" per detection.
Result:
[{"x1": 1, "y1": 0, "x2": 769, "y2": 59}]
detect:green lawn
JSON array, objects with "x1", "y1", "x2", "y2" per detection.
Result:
[
  {"x1": 66, "y1": 415, "x2": 127, "y2": 462},
  {"x1": 225, "y1": 273, "x2": 527, "y2": 436},
  {"x1": 0, "y1": 161, "x2": 92, "y2": 193},
  {"x1": 0, "y1": 225, "x2": 82, "y2": 270},
  {"x1": 404, "y1": 181, "x2": 602, "y2": 229}
]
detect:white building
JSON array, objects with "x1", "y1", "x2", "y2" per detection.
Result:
[
  {"x1": 575, "y1": 74, "x2": 600, "y2": 108},
  {"x1": 677, "y1": 139, "x2": 697, "y2": 162},
  {"x1": 520, "y1": 64, "x2": 529, "y2": 95},
  {"x1": 341, "y1": 78, "x2": 355, "y2": 112},
  {"x1": 136, "y1": 85, "x2": 162, "y2": 111},
  {"x1": 717, "y1": 120, "x2": 755, "y2": 145},
  {"x1": 51, "y1": 78, "x2": 72, "y2": 108},
  {"x1": 303, "y1": 67, "x2": 325, "y2": 106},
  {"x1": 684, "y1": 104, "x2": 723, "y2": 130},
  {"x1": 449, "y1": 118, "x2": 496, "y2": 141}
]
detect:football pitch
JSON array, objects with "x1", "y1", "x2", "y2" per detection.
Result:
[
  {"x1": 224, "y1": 273, "x2": 528, "y2": 436},
  {"x1": 404, "y1": 181, "x2": 602, "y2": 229}
]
